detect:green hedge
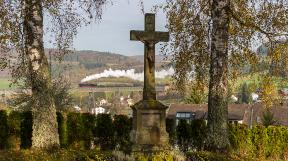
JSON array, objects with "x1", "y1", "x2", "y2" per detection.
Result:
[
  {"x1": 67, "y1": 112, "x2": 84, "y2": 148},
  {"x1": 0, "y1": 149, "x2": 113, "y2": 161},
  {"x1": 57, "y1": 112, "x2": 67, "y2": 148},
  {"x1": 1, "y1": 110, "x2": 288, "y2": 161},
  {"x1": 58, "y1": 113, "x2": 131, "y2": 151},
  {"x1": 7, "y1": 111, "x2": 22, "y2": 150},
  {"x1": 0, "y1": 110, "x2": 9, "y2": 149},
  {"x1": 82, "y1": 113, "x2": 96, "y2": 149},
  {"x1": 94, "y1": 114, "x2": 115, "y2": 150},
  {"x1": 113, "y1": 115, "x2": 132, "y2": 153},
  {"x1": 190, "y1": 119, "x2": 206, "y2": 150},
  {"x1": 20, "y1": 111, "x2": 32, "y2": 149},
  {"x1": 229, "y1": 124, "x2": 288, "y2": 160},
  {"x1": 166, "y1": 118, "x2": 176, "y2": 145},
  {"x1": 173, "y1": 119, "x2": 206, "y2": 152},
  {"x1": 0, "y1": 111, "x2": 32, "y2": 150},
  {"x1": 176, "y1": 119, "x2": 191, "y2": 152}
]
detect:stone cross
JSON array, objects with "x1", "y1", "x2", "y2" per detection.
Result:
[{"x1": 130, "y1": 13, "x2": 169, "y2": 100}]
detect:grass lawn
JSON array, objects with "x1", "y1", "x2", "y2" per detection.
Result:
[{"x1": 0, "y1": 78, "x2": 14, "y2": 89}]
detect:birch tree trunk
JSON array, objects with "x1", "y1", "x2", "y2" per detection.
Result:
[
  {"x1": 206, "y1": 0, "x2": 230, "y2": 151},
  {"x1": 24, "y1": 0, "x2": 59, "y2": 148}
]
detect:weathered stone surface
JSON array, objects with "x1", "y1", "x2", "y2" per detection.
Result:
[
  {"x1": 130, "y1": 13, "x2": 170, "y2": 152},
  {"x1": 130, "y1": 100, "x2": 169, "y2": 152},
  {"x1": 130, "y1": 13, "x2": 169, "y2": 101}
]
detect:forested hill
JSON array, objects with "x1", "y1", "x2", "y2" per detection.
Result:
[
  {"x1": 45, "y1": 49, "x2": 143, "y2": 71},
  {"x1": 1, "y1": 49, "x2": 171, "y2": 85}
]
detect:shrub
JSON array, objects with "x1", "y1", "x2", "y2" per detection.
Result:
[
  {"x1": 57, "y1": 112, "x2": 68, "y2": 148},
  {"x1": 266, "y1": 126, "x2": 283, "y2": 160},
  {"x1": 176, "y1": 119, "x2": 191, "y2": 152},
  {"x1": 7, "y1": 111, "x2": 22, "y2": 150},
  {"x1": 94, "y1": 114, "x2": 115, "y2": 150},
  {"x1": 0, "y1": 110, "x2": 9, "y2": 149},
  {"x1": 262, "y1": 109, "x2": 277, "y2": 127},
  {"x1": 20, "y1": 111, "x2": 32, "y2": 149},
  {"x1": 82, "y1": 113, "x2": 97, "y2": 149},
  {"x1": 190, "y1": 119, "x2": 206, "y2": 150},
  {"x1": 166, "y1": 118, "x2": 176, "y2": 145},
  {"x1": 113, "y1": 115, "x2": 132, "y2": 153},
  {"x1": 228, "y1": 124, "x2": 253, "y2": 157},
  {"x1": 67, "y1": 112, "x2": 84, "y2": 148},
  {"x1": 0, "y1": 149, "x2": 113, "y2": 161},
  {"x1": 187, "y1": 151, "x2": 230, "y2": 161},
  {"x1": 251, "y1": 126, "x2": 268, "y2": 159}
]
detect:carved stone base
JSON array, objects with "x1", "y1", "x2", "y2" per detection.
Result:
[{"x1": 130, "y1": 100, "x2": 170, "y2": 152}]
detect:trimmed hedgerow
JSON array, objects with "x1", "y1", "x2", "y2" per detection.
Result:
[
  {"x1": 0, "y1": 110, "x2": 9, "y2": 149},
  {"x1": 7, "y1": 111, "x2": 22, "y2": 150},
  {"x1": 94, "y1": 114, "x2": 115, "y2": 150},
  {"x1": 20, "y1": 111, "x2": 32, "y2": 149},
  {"x1": 57, "y1": 112, "x2": 68, "y2": 148},
  {"x1": 176, "y1": 119, "x2": 191, "y2": 152},
  {"x1": 251, "y1": 126, "x2": 269, "y2": 159},
  {"x1": 229, "y1": 124, "x2": 254, "y2": 158},
  {"x1": 82, "y1": 113, "x2": 97, "y2": 149},
  {"x1": 0, "y1": 149, "x2": 113, "y2": 161},
  {"x1": 229, "y1": 125, "x2": 288, "y2": 160},
  {"x1": 190, "y1": 119, "x2": 206, "y2": 150},
  {"x1": 113, "y1": 115, "x2": 132, "y2": 154},
  {"x1": 66, "y1": 112, "x2": 84, "y2": 148},
  {"x1": 166, "y1": 118, "x2": 176, "y2": 145}
]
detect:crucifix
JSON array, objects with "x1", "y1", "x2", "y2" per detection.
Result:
[{"x1": 130, "y1": 13, "x2": 169, "y2": 100}]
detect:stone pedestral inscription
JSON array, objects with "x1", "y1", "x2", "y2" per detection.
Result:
[{"x1": 142, "y1": 113, "x2": 160, "y2": 127}]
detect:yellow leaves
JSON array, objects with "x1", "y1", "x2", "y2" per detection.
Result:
[
  {"x1": 228, "y1": 24, "x2": 237, "y2": 35},
  {"x1": 260, "y1": 75, "x2": 279, "y2": 108}
]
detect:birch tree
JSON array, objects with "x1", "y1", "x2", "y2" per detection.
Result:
[
  {"x1": 163, "y1": 0, "x2": 288, "y2": 151},
  {"x1": 0, "y1": 0, "x2": 106, "y2": 148}
]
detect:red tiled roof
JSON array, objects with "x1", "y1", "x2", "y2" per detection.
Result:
[
  {"x1": 167, "y1": 103, "x2": 288, "y2": 126},
  {"x1": 167, "y1": 104, "x2": 250, "y2": 121}
]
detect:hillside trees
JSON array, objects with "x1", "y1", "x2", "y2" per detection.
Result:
[
  {"x1": 0, "y1": 0, "x2": 106, "y2": 148},
  {"x1": 163, "y1": 0, "x2": 288, "y2": 151}
]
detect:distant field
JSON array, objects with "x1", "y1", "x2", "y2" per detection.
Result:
[{"x1": 0, "y1": 78, "x2": 16, "y2": 89}]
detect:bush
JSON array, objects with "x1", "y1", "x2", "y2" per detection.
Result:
[
  {"x1": 57, "y1": 112, "x2": 68, "y2": 148},
  {"x1": 67, "y1": 113, "x2": 84, "y2": 148},
  {"x1": 176, "y1": 119, "x2": 191, "y2": 152},
  {"x1": 187, "y1": 151, "x2": 230, "y2": 161},
  {"x1": 82, "y1": 113, "x2": 97, "y2": 149},
  {"x1": 251, "y1": 126, "x2": 268, "y2": 159},
  {"x1": 94, "y1": 114, "x2": 115, "y2": 150},
  {"x1": 228, "y1": 125, "x2": 288, "y2": 160},
  {"x1": 166, "y1": 118, "x2": 176, "y2": 145},
  {"x1": 190, "y1": 119, "x2": 206, "y2": 150},
  {"x1": 7, "y1": 111, "x2": 22, "y2": 150},
  {"x1": 266, "y1": 126, "x2": 284, "y2": 159},
  {"x1": 0, "y1": 110, "x2": 9, "y2": 149},
  {"x1": 113, "y1": 115, "x2": 132, "y2": 153},
  {"x1": 229, "y1": 124, "x2": 253, "y2": 158},
  {"x1": 0, "y1": 149, "x2": 113, "y2": 161},
  {"x1": 20, "y1": 111, "x2": 32, "y2": 149}
]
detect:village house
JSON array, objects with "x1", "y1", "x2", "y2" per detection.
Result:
[
  {"x1": 91, "y1": 106, "x2": 106, "y2": 115},
  {"x1": 167, "y1": 103, "x2": 288, "y2": 126}
]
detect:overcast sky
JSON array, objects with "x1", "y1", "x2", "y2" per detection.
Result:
[{"x1": 61, "y1": 0, "x2": 168, "y2": 56}]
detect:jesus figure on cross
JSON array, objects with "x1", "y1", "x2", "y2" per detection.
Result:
[{"x1": 130, "y1": 13, "x2": 169, "y2": 101}]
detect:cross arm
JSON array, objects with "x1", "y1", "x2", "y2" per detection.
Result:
[{"x1": 130, "y1": 30, "x2": 169, "y2": 43}]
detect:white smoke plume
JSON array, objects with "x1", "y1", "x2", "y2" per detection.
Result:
[{"x1": 81, "y1": 67, "x2": 175, "y2": 83}]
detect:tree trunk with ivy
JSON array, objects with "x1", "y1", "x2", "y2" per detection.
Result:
[
  {"x1": 206, "y1": 0, "x2": 230, "y2": 151},
  {"x1": 24, "y1": 0, "x2": 59, "y2": 148}
]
